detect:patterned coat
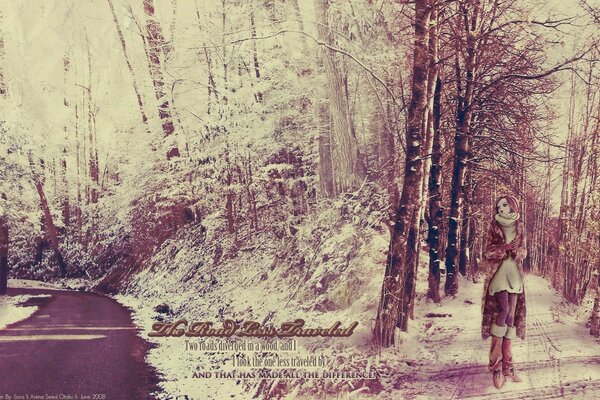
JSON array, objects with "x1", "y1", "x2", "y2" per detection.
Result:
[{"x1": 480, "y1": 221, "x2": 527, "y2": 341}]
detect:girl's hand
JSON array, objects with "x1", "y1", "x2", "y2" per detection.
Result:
[
  {"x1": 504, "y1": 240, "x2": 518, "y2": 252},
  {"x1": 514, "y1": 253, "x2": 524, "y2": 263}
]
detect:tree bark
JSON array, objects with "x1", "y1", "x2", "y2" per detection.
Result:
[
  {"x1": 0, "y1": 217, "x2": 8, "y2": 295},
  {"x1": 427, "y1": 77, "x2": 443, "y2": 303},
  {"x1": 318, "y1": 109, "x2": 335, "y2": 197},
  {"x1": 75, "y1": 103, "x2": 83, "y2": 238},
  {"x1": 421, "y1": 3, "x2": 441, "y2": 302},
  {"x1": 444, "y1": 1, "x2": 478, "y2": 295},
  {"x1": 30, "y1": 157, "x2": 67, "y2": 278},
  {"x1": 60, "y1": 150, "x2": 70, "y2": 227},
  {"x1": 590, "y1": 269, "x2": 600, "y2": 337},
  {"x1": 373, "y1": 0, "x2": 431, "y2": 347},
  {"x1": 35, "y1": 180, "x2": 67, "y2": 277},
  {"x1": 458, "y1": 166, "x2": 473, "y2": 277},
  {"x1": 250, "y1": 10, "x2": 263, "y2": 102},
  {"x1": 290, "y1": 0, "x2": 308, "y2": 54},
  {"x1": 314, "y1": 0, "x2": 365, "y2": 195},
  {"x1": 107, "y1": 0, "x2": 149, "y2": 125},
  {"x1": 194, "y1": 2, "x2": 219, "y2": 115},
  {"x1": 62, "y1": 55, "x2": 71, "y2": 228},
  {"x1": 221, "y1": 0, "x2": 228, "y2": 106},
  {"x1": 0, "y1": 13, "x2": 6, "y2": 97},
  {"x1": 85, "y1": 31, "x2": 100, "y2": 204},
  {"x1": 142, "y1": 0, "x2": 177, "y2": 151}
]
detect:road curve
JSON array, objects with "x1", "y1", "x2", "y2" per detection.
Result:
[{"x1": 0, "y1": 287, "x2": 161, "y2": 400}]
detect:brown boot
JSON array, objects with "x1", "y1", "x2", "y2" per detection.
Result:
[
  {"x1": 488, "y1": 335, "x2": 503, "y2": 372},
  {"x1": 502, "y1": 330, "x2": 522, "y2": 382},
  {"x1": 493, "y1": 369, "x2": 506, "y2": 389}
]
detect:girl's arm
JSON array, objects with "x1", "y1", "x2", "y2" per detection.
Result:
[
  {"x1": 514, "y1": 235, "x2": 527, "y2": 263},
  {"x1": 485, "y1": 241, "x2": 507, "y2": 261},
  {"x1": 481, "y1": 225, "x2": 505, "y2": 276},
  {"x1": 484, "y1": 224, "x2": 507, "y2": 261}
]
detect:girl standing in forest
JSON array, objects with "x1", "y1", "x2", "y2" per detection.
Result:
[{"x1": 481, "y1": 195, "x2": 527, "y2": 389}]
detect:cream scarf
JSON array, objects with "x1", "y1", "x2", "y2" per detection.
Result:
[
  {"x1": 495, "y1": 212, "x2": 519, "y2": 245},
  {"x1": 495, "y1": 212, "x2": 519, "y2": 227}
]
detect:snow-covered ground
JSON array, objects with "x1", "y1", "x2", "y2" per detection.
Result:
[
  {"x1": 0, "y1": 279, "x2": 59, "y2": 329},
  {"x1": 114, "y1": 221, "x2": 390, "y2": 400},
  {"x1": 388, "y1": 270, "x2": 600, "y2": 399},
  {"x1": 8, "y1": 279, "x2": 64, "y2": 290},
  {"x1": 0, "y1": 294, "x2": 40, "y2": 329},
  {"x1": 115, "y1": 228, "x2": 600, "y2": 400}
]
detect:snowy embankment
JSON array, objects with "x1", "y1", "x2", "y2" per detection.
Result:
[
  {"x1": 0, "y1": 279, "x2": 59, "y2": 329},
  {"x1": 0, "y1": 295, "x2": 39, "y2": 329},
  {"x1": 114, "y1": 216, "x2": 600, "y2": 400},
  {"x1": 114, "y1": 210, "x2": 390, "y2": 399}
]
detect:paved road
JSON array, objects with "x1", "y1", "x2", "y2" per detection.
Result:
[{"x1": 0, "y1": 287, "x2": 161, "y2": 399}]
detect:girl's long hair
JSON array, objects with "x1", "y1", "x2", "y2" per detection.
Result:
[{"x1": 488, "y1": 195, "x2": 526, "y2": 247}]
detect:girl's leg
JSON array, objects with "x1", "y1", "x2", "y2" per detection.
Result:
[
  {"x1": 495, "y1": 290, "x2": 509, "y2": 326},
  {"x1": 502, "y1": 293, "x2": 521, "y2": 381},
  {"x1": 506, "y1": 293, "x2": 518, "y2": 327},
  {"x1": 490, "y1": 290, "x2": 509, "y2": 387}
]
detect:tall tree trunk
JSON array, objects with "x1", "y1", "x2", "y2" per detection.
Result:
[
  {"x1": 142, "y1": 0, "x2": 178, "y2": 157},
  {"x1": 318, "y1": 109, "x2": 335, "y2": 197},
  {"x1": 0, "y1": 216, "x2": 8, "y2": 295},
  {"x1": 314, "y1": 0, "x2": 365, "y2": 195},
  {"x1": 221, "y1": 0, "x2": 229, "y2": 106},
  {"x1": 540, "y1": 150, "x2": 551, "y2": 276},
  {"x1": 250, "y1": 10, "x2": 263, "y2": 102},
  {"x1": 373, "y1": 0, "x2": 431, "y2": 347},
  {"x1": 75, "y1": 104, "x2": 83, "y2": 238},
  {"x1": 62, "y1": 55, "x2": 71, "y2": 228},
  {"x1": 590, "y1": 264, "x2": 600, "y2": 337},
  {"x1": 458, "y1": 166, "x2": 473, "y2": 277},
  {"x1": 421, "y1": 4, "x2": 440, "y2": 302},
  {"x1": 81, "y1": 87, "x2": 89, "y2": 206},
  {"x1": 204, "y1": 46, "x2": 218, "y2": 115},
  {"x1": 194, "y1": 2, "x2": 219, "y2": 115},
  {"x1": 168, "y1": 0, "x2": 177, "y2": 51},
  {"x1": 420, "y1": 4, "x2": 440, "y2": 218},
  {"x1": 381, "y1": 78, "x2": 399, "y2": 214},
  {"x1": 107, "y1": 0, "x2": 149, "y2": 124},
  {"x1": 0, "y1": 12, "x2": 6, "y2": 97},
  {"x1": 60, "y1": 149, "x2": 70, "y2": 227},
  {"x1": 313, "y1": 2, "x2": 334, "y2": 198},
  {"x1": 426, "y1": 77, "x2": 442, "y2": 303},
  {"x1": 86, "y1": 32, "x2": 100, "y2": 204},
  {"x1": 290, "y1": 0, "x2": 308, "y2": 54},
  {"x1": 36, "y1": 181, "x2": 67, "y2": 277},
  {"x1": 558, "y1": 75, "x2": 575, "y2": 243},
  {"x1": 444, "y1": 2, "x2": 478, "y2": 295},
  {"x1": 30, "y1": 157, "x2": 67, "y2": 278}
]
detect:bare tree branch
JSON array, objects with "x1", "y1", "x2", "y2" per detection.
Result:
[
  {"x1": 195, "y1": 29, "x2": 402, "y2": 109},
  {"x1": 478, "y1": 48, "x2": 595, "y2": 97}
]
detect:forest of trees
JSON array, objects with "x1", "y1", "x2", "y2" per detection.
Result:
[{"x1": 0, "y1": 0, "x2": 598, "y2": 347}]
